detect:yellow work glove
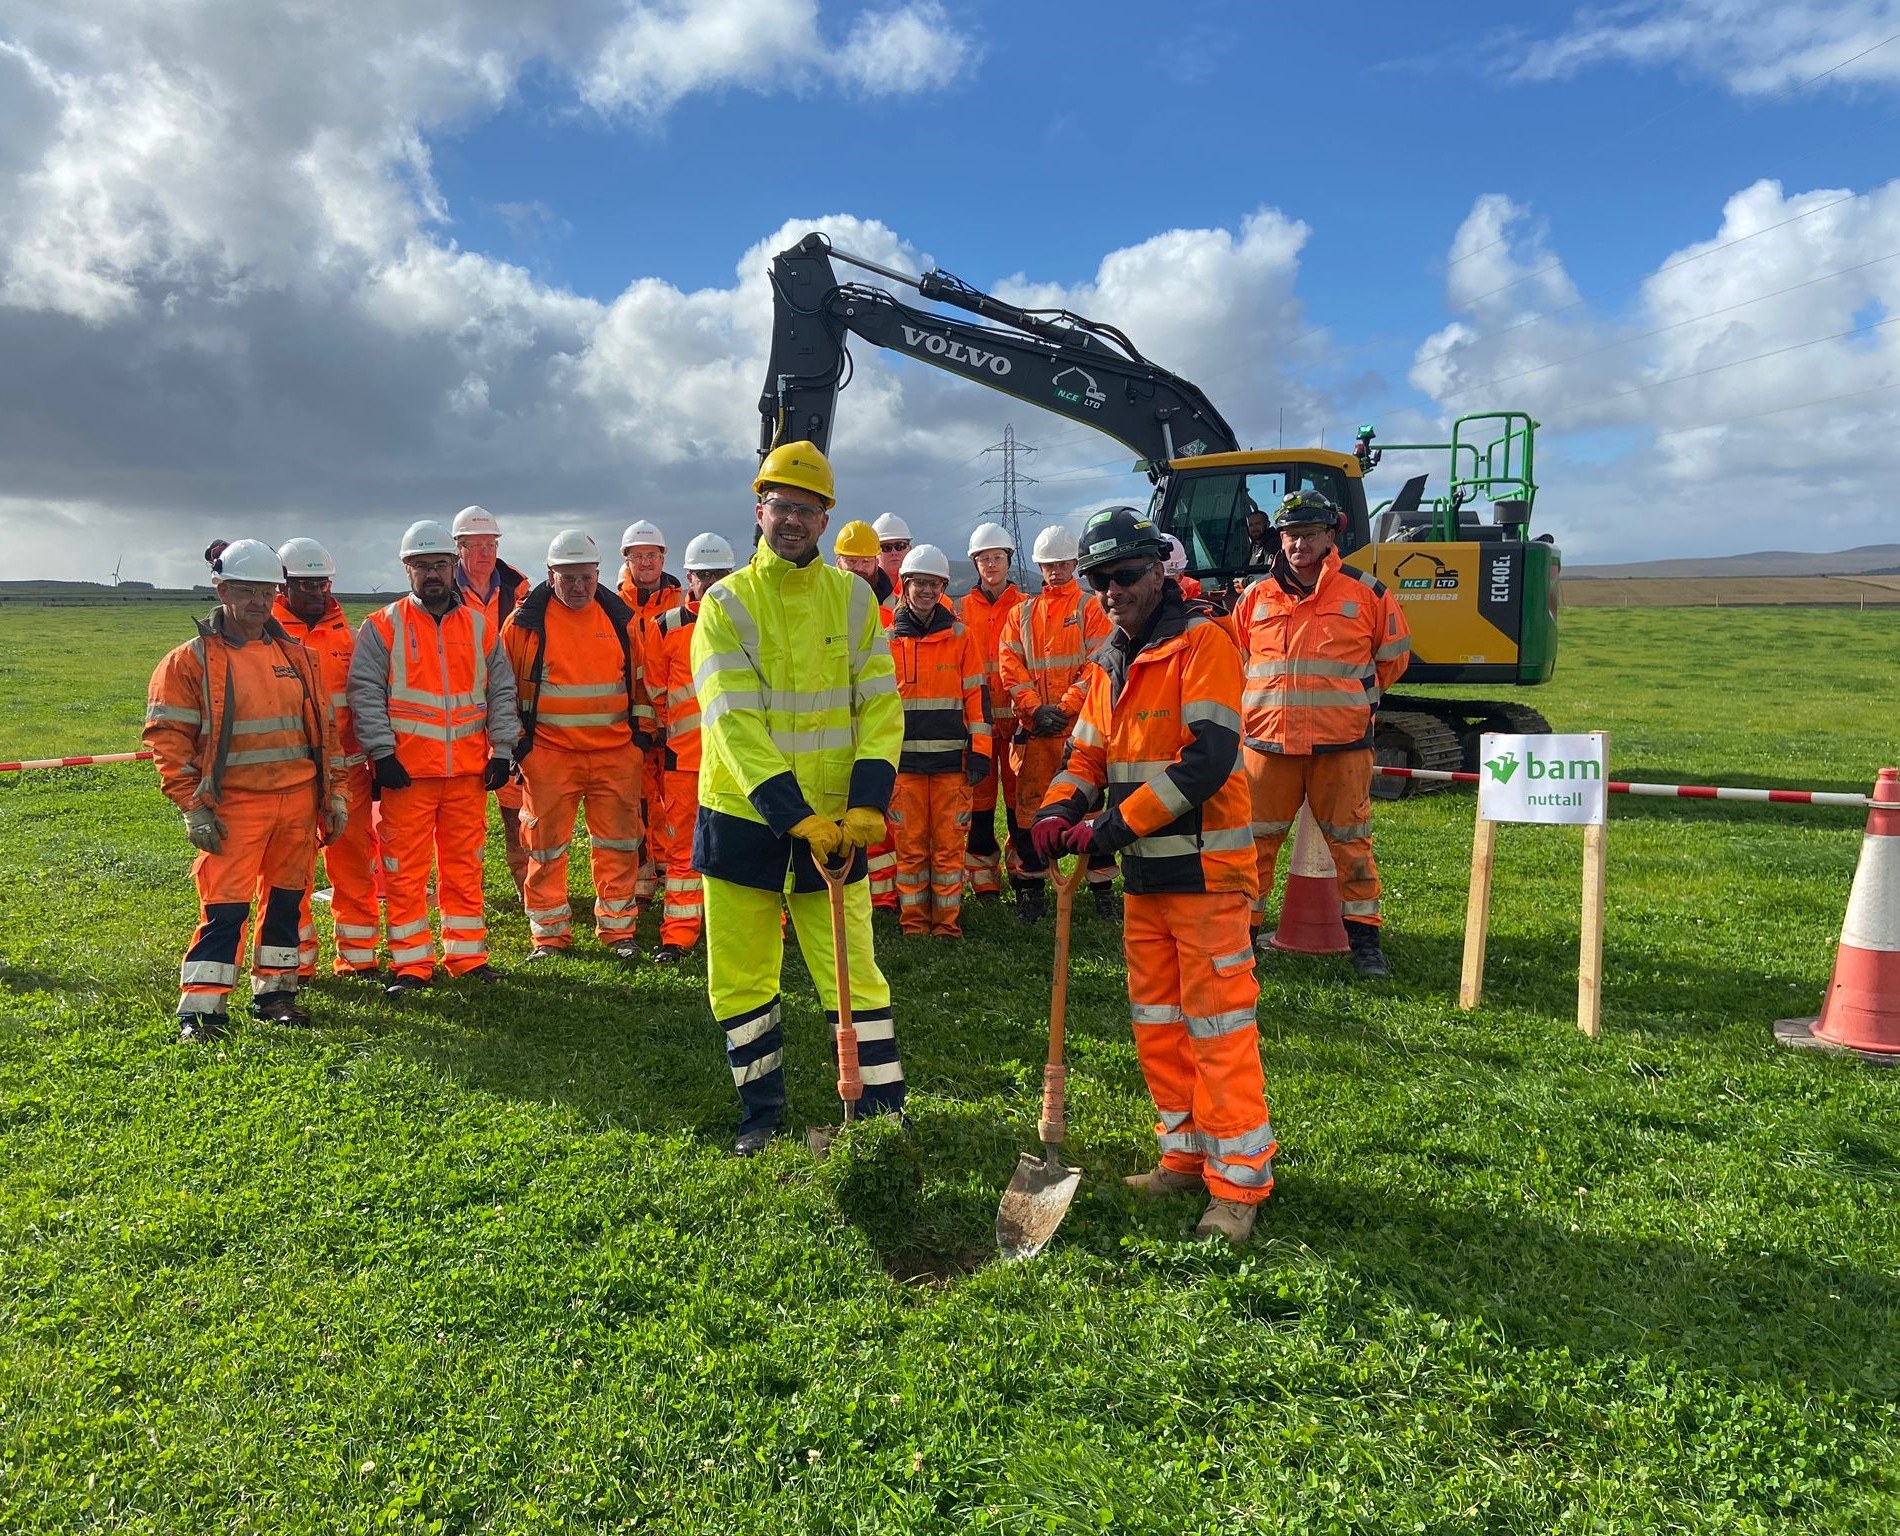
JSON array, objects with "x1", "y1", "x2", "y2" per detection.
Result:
[
  {"x1": 789, "y1": 814, "x2": 847, "y2": 865},
  {"x1": 839, "y1": 807, "x2": 886, "y2": 849}
]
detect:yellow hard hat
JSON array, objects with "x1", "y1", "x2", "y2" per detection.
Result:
[
  {"x1": 753, "y1": 440, "x2": 836, "y2": 510},
  {"x1": 833, "y1": 519, "x2": 880, "y2": 559}
]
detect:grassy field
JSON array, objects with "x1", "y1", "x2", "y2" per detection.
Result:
[
  {"x1": 2, "y1": 602, "x2": 1897, "y2": 1533},
  {"x1": 1564, "y1": 575, "x2": 1900, "y2": 607}
]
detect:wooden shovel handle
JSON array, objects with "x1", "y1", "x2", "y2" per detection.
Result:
[
  {"x1": 820, "y1": 854, "x2": 862, "y2": 1105},
  {"x1": 1045, "y1": 853, "x2": 1085, "y2": 1069}
]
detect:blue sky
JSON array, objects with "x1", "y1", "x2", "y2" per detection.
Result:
[{"x1": 2, "y1": 0, "x2": 1898, "y2": 584}]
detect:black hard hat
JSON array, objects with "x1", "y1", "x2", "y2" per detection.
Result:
[
  {"x1": 1272, "y1": 490, "x2": 1340, "y2": 530},
  {"x1": 1076, "y1": 505, "x2": 1166, "y2": 574}
]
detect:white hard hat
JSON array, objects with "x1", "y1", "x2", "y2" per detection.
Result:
[
  {"x1": 1161, "y1": 534, "x2": 1187, "y2": 575},
  {"x1": 400, "y1": 520, "x2": 457, "y2": 559},
  {"x1": 1032, "y1": 525, "x2": 1079, "y2": 563},
  {"x1": 872, "y1": 513, "x2": 911, "y2": 542},
  {"x1": 967, "y1": 522, "x2": 1014, "y2": 558},
  {"x1": 620, "y1": 519, "x2": 665, "y2": 552},
  {"x1": 899, "y1": 543, "x2": 951, "y2": 581},
  {"x1": 211, "y1": 539, "x2": 284, "y2": 584},
  {"x1": 683, "y1": 532, "x2": 736, "y2": 571},
  {"x1": 452, "y1": 505, "x2": 501, "y2": 538},
  {"x1": 277, "y1": 537, "x2": 336, "y2": 579},
  {"x1": 547, "y1": 529, "x2": 600, "y2": 567}
]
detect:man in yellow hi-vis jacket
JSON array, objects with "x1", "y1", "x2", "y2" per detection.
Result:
[{"x1": 691, "y1": 440, "x2": 907, "y2": 1156}]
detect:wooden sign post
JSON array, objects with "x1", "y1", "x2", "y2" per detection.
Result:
[{"x1": 1459, "y1": 732, "x2": 1609, "y2": 1038}]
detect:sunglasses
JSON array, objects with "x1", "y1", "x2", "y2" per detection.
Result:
[
  {"x1": 1086, "y1": 561, "x2": 1156, "y2": 593},
  {"x1": 880, "y1": 540, "x2": 911, "y2": 552}
]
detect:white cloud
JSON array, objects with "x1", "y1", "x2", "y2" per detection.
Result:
[
  {"x1": 1406, "y1": 181, "x2": 1900, "y2": 562},
  {"x1": 1516, "y1": 1, "x2": 1900, "y2": 95}
]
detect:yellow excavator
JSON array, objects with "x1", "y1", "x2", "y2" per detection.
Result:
[{"x1": 759, "y1": 233, "x2": 1557, "y2": 786}]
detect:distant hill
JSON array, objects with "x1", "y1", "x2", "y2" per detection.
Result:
[{"x1": 1567, "y1": 545, "x2": 1900, "y2": 579}]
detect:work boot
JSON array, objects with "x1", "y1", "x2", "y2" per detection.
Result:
[
  {"x1": 255, "y1": 991, "x2": 313, "y2": 1027},
  {"x1": 177, "y1": 1014, "x2": 230, "y2": 1045},
  {"x1": 1344, "y1": 920, "x2": 1389, "y2": 979},
  {"x1": 385, "y1": 973, "x2": 430, "y2": 1001},
  {"x1": 1014, "y1": 878, "x2": 1046, "y2": 926},
  {"x1": 524, "y1": 945, "x2": 564, "y2": 965},
  {"x1": 977, "y1": 889, "x2": 1002, "y2": 905},
  {"x1": 653, "y1": 944, "x2": 689, "y2": 967},
  {"x1": 1196, "y1": 1197, "x2": 1259, "y2": 1244},
  {"x1": 462, "y1": 963, "x2": 503, "y2": 984},
  {"x1": 1092, "y1": 884, "x2": 1121, "y2": 923},
  {"x1": 608, "y1": 939, "x2": 642, "y2": 962},
  {"x1": 1122, "y1": 1166, "x2": 1203, "y2": 1197},
  {"x1": 734, "y1": 1125, "x2": 777, "y2": 1158}
]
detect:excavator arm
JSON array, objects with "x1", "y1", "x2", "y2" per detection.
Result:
[{"x1": 759, "y1": 232, "x2": 1239, "y2": 468}]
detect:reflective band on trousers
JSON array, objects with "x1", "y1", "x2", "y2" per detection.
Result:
[{"x1": 1185, "y1": 1007, "x2": 1257, "y2": 1039}]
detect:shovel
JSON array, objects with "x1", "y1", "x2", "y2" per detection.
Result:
[
  {"x1": 996, "y1": 855, "x2": 1090, "y2": 1260},
  {"x1": 807, "y1": 853, "x2": 863, "y2": 1161}
]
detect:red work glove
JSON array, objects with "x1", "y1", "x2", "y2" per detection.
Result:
[
  {"x1": 1062, "y1": 819, "x2": 1097, "y2": 855},
  {"x1": 1030, "y1": 816, "x2": 1072, "y2": 863}
]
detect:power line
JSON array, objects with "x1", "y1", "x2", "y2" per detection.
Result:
[
  {"x1": 1650, "y1": 378, "x2": 1900, "y2": 440},
  {"x1": 978, "y1": 424, "x2": 1039, "y2": 570}
]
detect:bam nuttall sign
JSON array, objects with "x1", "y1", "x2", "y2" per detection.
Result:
[{"x1": 1478, "y1": 734, "x2": 1607, "y2": 826}]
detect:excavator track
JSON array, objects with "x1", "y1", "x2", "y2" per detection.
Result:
[{"x1": 1371, "y1": 710, "x2": 1464, "y2": 800}]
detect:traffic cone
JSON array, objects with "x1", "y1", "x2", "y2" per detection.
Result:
[
  {"x1": 1269, "y1": 803, "x2": 1350, "y2": 956},
  {"x1": 1775, "y1": 767, "x2": 1900, "y2": 1065}
]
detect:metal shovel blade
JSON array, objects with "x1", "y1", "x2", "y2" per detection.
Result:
[
  {"x1": 995, "y1": 1148, "x2": 1083, "y2": 1261},
  {"x1": 807, "y1": 1124, "x2": 841, "y2": 1160}
]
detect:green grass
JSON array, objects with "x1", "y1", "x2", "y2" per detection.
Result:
[{"x1": 2, "y1": 601, "x2": 1898, "y2": 1533}]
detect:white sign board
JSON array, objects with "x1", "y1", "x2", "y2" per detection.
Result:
[{"x1": 1477, "y1": 733, "x2": 1607, "y2": 826}]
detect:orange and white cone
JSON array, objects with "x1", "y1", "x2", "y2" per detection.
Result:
[
  {"x1": 1775, "y1": 766, "x2": 1900, "y2": 1065},
  {"x1": 1269, "y1": 802, "x2": 1350, "y2": 956}
]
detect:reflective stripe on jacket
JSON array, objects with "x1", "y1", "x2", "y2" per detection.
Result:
[
  {"x1": 956, "y1": 581, "x2": 1023, "y2": 723},
  {"x1": 1038, "y1": 585, "x2": 1254, "y2": 897},
  {"x1": 1232, "y1": 551, "x2": 1411, "y2": 755},
  {"x1": 888, "y1": 602, "x2": 990, "y2": 776},
  {"x1": 503, "y1": 584, "x2": 653, "y2": 755},
  {"x1": 144, "y1": 608, "x2": 334, "y2": 811},
  {"x1": 648, "y1": 601, "x2": 704, "y2": 772},
  {"x1": 618, "y1": 569, "x2": 684, "y2": 630},
  {"x1": 349, "y1": 593, "x2": 521, "y2": 778},
  {"x1": 272, "y1": 594, "x2": 364, "y2": 765},
  {"x1": 998, "y1": 581, "x2": 1110, "y2": 723},
  {"x1": 690, "y1": 543, "x2": 902, "y2": 894}
]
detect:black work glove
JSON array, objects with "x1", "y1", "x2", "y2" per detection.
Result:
[
  {"x1": 965, "y1": 754, "x2": 991, "y2": 787},
  {"x1": 371, "y1": 755, "x2": 412, "y2": 792},
  {"x1": 1031, "y1": 704, "x2": 1069, "y2": 738},
  {"x1": 633, "y1": 728, "x2": 660, "y2": 751},
  {"x1": 482, "y1": 755, "x2": 513, "y2": 792}
]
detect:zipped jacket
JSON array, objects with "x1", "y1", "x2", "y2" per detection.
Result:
[
  {"x1": 956, "y1": 580, "x2": 1023, "y2": 725},
  {"x1": 349, "y1": 592, "x2": 521, "y2": 778},
  {"x1": 999, "y1": 580, "x2": 1110, "y2": 724},
  {"x1": 1038, "y1": 586, "x2": 1254, "y2": 897},
  {"x1": 456, "y1": 559, "x2": 529, "y2": 633},
  {"x1": 503, "y1": 584, "x2": 653, "y2": 755},
  {"x1": 1232, "y1": 551, "x2": 1410, "y2": 755},
  {"x1": 272, "y1": 594, "x2": 364, "y2": 765},
  {"x1": 618, "y1": 568, "x2": 684, "y2": 629},
  {"x1": 647, "y1": 600, "x2": 705, "y2": 772},
  {"x1": 888, "y1": 602, "x2": 990, "y2": 776},
  {"x1": 144, "y1": 608, "x2": 335, "y2": 811},
  {"x1": 690, "y1": 542, "x2": 901, "y2": 893}
]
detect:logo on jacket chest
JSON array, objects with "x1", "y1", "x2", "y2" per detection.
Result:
[{"x1": 273, "y1": 665, "x2": 299, "y2": 680}]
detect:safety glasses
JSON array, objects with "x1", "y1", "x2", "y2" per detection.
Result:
[
  {"x1": 760, "y1": 495, "x2": 826, "y2": 518},
  {"x1": 1086, "y1": 561, "x2": 1156, "y2": 593}
]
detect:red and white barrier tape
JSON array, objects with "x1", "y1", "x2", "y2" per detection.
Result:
[
  {"x1": 1376, "y1": 765, "x2": 1873, "y2": 809},
  {"x1": 0, "y1": 750, "x2": 154, "y2": 772}
]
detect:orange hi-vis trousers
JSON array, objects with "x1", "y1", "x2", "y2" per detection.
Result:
[
  {"x1": 659, "y1": 766, "x2": 704, "y2": 950},
  {"x1": 891, "y1": 771, "x2": 974, "y2": 935},
  {"x1": 178, "y1": 786, "x2": 319, "y2": 1017},
  {"x1": 519, "y1": 743, "x2": 643, "y2": 949},
  {"x1": 637, "y1": 745, "x2": 666, "y2": 911},
  {"x1": 299, "y1": 763, "x2": 379, "y2": 977},
  {"x1": 380, "y1": 774, "x2": 489, "y2": 978},
  {"x1": 1245, "y1": 747, "x2": 1383, "y2": 928},
  {"x1": 965, "y1": 726, "x2": 1020, "y2": 896},
  {"x1": 1125, "y1": 891, "x2": 1276, "y2": 1204},
  {"x1": 868, "y1": 831, "x2": 898, "y2": 912}
]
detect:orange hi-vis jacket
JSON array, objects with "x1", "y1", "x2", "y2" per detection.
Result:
[
  {"x1": 145, "y1": 609, "x2": 336, "y2": 811},
  {"x1": 619, "y1": 569, "x2": 684, "y2": 630},
  {"x1": 272, "y1": 594, "x2": 364, "y2": 766},
  {"x1": 999, "y1": 581, "x2": 1110, "y2": 724},
  {"x1": 646, "y1": 600, "x2": 705, "y2": 773},
  {"x1": 456, "y1": 559, "x2": 529, "y2": 634},
  {"x1": 1232, "y1": 551, "x2": 1411, "y2": 756},
  {"x1": 349, "y1": 594, "x2": 520, "y2": 779},
  {"x1": 1040, "y1": 587, "x2": 1255, "y2": 897},
  {"x1": 956, "y1": 581, "x2": 1024, "y2": 724},
  {"x1": 503, "y1": 585, "x2": 654, "y2": 755},
  {"x1": 888, "y1": 602, "x2": 991, "y2": 776}
]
